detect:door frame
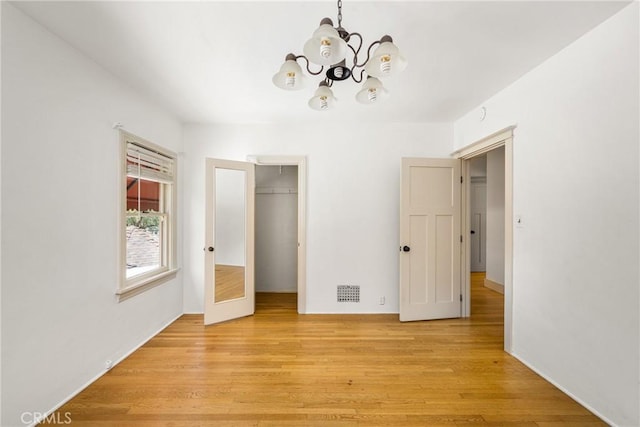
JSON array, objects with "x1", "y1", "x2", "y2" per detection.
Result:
[
  {"x1": 453, "y1": 126, "x2": 515, "y2": 353},
  {"x1": 247, "y1": 155, "x2": 307, "y2": 314}
]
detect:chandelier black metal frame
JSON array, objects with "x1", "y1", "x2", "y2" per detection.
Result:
[{"x1": 272, "y1": 0, "x2": 407, "y2": 110}]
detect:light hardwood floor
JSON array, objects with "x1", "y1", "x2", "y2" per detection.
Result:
[
  {"x1": 41, "y1": 273, "x2": 605, "y2": 426},
  {"x1": 215, "y1": 264, "x2": 246, "y2": 302}
]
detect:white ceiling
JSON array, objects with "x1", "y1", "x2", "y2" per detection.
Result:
[{"x1": 13, "y1": 1, "x2": 629, "y2": 124}]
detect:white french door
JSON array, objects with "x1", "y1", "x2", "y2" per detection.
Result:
[
  {"x1": 204, "y1": 158, "x2": 255, "y2": 325},
  {"x1": 399, "y1": 158, "x2": 462, "y2": 322}
]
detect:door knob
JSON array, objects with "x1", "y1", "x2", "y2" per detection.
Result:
[
  {"x1": 470, "y1": 230, "x2": 476, "y2": 234},
  {"x1": 207, "y1": 247, "x2": 214, "y2": 252},
  {"x1": 402, "y1": 246, "x2": 411, "y2": 252}
]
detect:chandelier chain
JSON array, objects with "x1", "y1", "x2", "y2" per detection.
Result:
[{"x1": 337, "y1": 0, "x2": 343, "y2": 28}]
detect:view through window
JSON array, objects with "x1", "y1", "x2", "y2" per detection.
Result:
[{"x1": 121, "y1": 132, "x2": 176, "y2": 293}]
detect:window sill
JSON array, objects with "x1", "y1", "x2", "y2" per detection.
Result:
[{"x1": 117, "y1": 268, "x2": 179, "y2": 302}]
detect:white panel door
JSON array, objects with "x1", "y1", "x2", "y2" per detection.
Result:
[
  {"x1": 470, "y1": 182, "x2": 487, "y2": 272},
  {"x1": 400, "y1": 158, "x2": 461, "y2": 322},
  {"x1": 204, "y1": 158, "x2": 255, "y2": 325}
]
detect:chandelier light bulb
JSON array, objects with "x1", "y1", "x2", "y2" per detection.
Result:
[
  {"x1": 319, "y1": 96, "x2": 329, "y2": 110},
  {"x1": 326, "y1": 59, "x2": 351, "y2": 81},
  {"x1": 379, "y1": 55, "x2": 392, "y2": 75},
  {"x1": 308, "y1": 81, "x2": 336, "y2": 111},
  {"x1": 273, "y1": 54, "x2": 306, "y2": 91},
  {"x1": 356, "y1": 76, "x2": 388, "y2": 105},
  {"x1": 320, "y1": 38, "x2": 332, "y2": 59},
  {"x1": 368, "y1": 88, "x2": 377, "y2": 102},
  {"x1": 285, "y1": 72, "x2": 297, "y2": 88},
  {"x1": 303, "y1": 18, "x2": 348, "y2": 66},
  {"x1": 364, "y1": 35, "x2": 407, "y2": 78}
]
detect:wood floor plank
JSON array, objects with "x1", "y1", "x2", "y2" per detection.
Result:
[{"x1": 40, "y1": 273, "x2": 605, "y2": 426}]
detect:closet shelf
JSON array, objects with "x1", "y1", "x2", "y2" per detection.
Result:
[{"x1": 256, "y1": 187, "x2": 297, "y2": 194}]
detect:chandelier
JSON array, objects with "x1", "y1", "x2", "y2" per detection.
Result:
[{"x1": 272, "y1": 0, "x2": 407, "y2": 111}]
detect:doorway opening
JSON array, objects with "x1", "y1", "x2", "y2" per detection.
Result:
[
  {"x1": 255, "y1": 165, "x2": 299, "y2": 312},
  {"x1": 249, "y1": 155, "x2": 307, "y2": 314},
  {"x1": 467, "y1": 150, "x2": 506, "y2": 340},
  {"x1": 455, "y1": 126, "x2": 514, "y2": 352},
  {"x1": 468, "y1": 150, "x2": 506, "y2": 296},
  {"x1": 469, "y1": 156, "x2": 487, "y2": 274}
]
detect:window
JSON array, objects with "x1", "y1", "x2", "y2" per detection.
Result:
[{"x1": 118, "y1": 131, "x2": 177, "y2": 298}]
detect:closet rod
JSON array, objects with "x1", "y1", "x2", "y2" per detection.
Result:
[{"x1": 256, "y1": 187, "x2": 297, "y2": 195}]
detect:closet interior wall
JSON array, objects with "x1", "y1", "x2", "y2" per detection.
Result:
[{"x1": 255, "y1": 165, "x2": 298, "y2": 293}]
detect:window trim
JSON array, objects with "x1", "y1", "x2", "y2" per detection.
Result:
[{"x1": 118, "y1": 130, "x2": 178, "y2": 301}]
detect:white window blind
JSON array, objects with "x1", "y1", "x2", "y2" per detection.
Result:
[{"x1": 126, "y1": 141, "x2": 175, "y2": 183}]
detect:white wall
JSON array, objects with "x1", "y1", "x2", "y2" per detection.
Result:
[
  {"x1": 1, "y1": 4, "x2": 184, "y2": 426},
  {"x1": 183, "y1": 122, "x2": 453, "y2": 314},
  {"x1": 469, "y1": 156, "x2": 486, "y2": 178},
  {"x1": 485, "y1": 147, "x2": 505, "y2": 285},
  {"x1": 255, "y1": 165, "x2": 298, "y2": 292},
  {"x1": 454, "y1": 3, "x2": 639, "y2": 426}
]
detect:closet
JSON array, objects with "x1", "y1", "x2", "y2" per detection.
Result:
[{"x1": 255, "y1": 165, "x2": 298, "y2": 293}]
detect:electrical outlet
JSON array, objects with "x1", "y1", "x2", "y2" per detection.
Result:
[
  {"x1": 105, "y1": 360, "x2": 113, "y2": 370},
  {"x1": 379, "y1": 296, "x2": 386, "y2": 305}
]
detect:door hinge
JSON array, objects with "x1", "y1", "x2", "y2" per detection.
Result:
[
  {"x1": 460, "y1": 235, "x2": 463, "y2": 243},
  {"x1": 460, "y1": 176, "x2": 463, "y2": 184},
  {"x1": 460, "y1": 294, "x2": 463, "y2": 302}
]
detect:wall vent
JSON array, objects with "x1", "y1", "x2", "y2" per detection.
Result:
[{"x1": 337, "y1": 285, "x2": 360, "y2": 302}]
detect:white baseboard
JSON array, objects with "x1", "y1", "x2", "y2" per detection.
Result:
[
  {"x1": 33, "y1": 313, "x2": 183, "y2": 427},
  {"x1": 484, "y1": 278, "x2": 504, "y2": 294},
  {"x1": 510, "y1": 351, "x2": 616, "y2": 427}
]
